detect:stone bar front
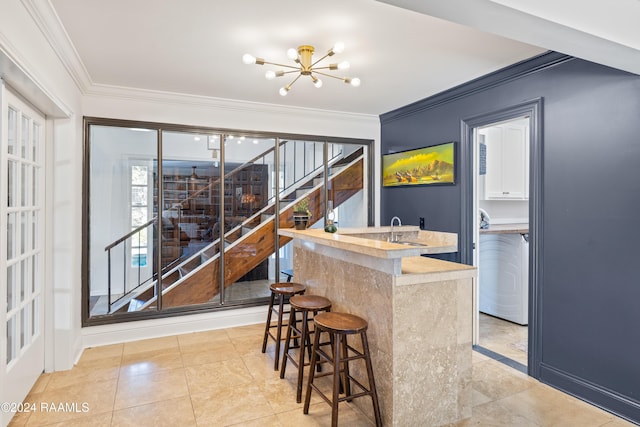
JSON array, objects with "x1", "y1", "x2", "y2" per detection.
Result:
[{"x1": 278, "y1": 227, "x2": 476, "y2": 426}]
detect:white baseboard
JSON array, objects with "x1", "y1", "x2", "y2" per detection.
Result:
[{"x1": 81, "y1": 306, "x2": 265, "y2": 350}]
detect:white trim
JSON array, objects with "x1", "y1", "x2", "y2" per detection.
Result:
[
  {"x1": 84, "y1": 84, "x2": 378, "y2": 123},
  {"x1": 81, "y1": 306, "x2": 265, "y2": 349},
  {"x1": 0, "y1": 32, "x2": 72, "y2": 118},
  {"x1": 20, "y1": 0, "x2": 92, "y2": 94}
]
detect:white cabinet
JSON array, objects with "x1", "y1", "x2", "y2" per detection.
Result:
[
  {"x1": 481, "y1": 122, "x2": 529, "y2": 200},
  {"x1": 479, "y1": 233, "x2": 528, "y2": 325}
]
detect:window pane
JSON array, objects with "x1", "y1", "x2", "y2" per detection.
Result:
[
  {"x1": 7, "y1": 317, "x2": 15, "y2": 364},
  {"x1": 21, "y1": 211, "x2": 27, "y2": 255},
  {"x1": 8, "y1": 160, "x2": 17, "y2": 207},
  {"x1": 8, "y1": 107, "x2": 18, "y2": 155},
  {"x1": 7, "y1": 264, "x2": 15, "y2": 311},
  {"x1": 21, "y1": 115, "x2": 30, "y2": 159},
  {"x1": 136, "y1": 227, "x2": 148, "y2": 246},
  {"x1": 7, "y1": 213, "x2": 16, "y2": 259},
  {"x1": 32, "y1": 122, "x2": 40, "y2": 162},
  {"x1": 32, "y1": 297, "x2": 39, "y2": 337},
  {"x1": 32, "y1": 211, "x2": 38, "y2": 252},
  {"x1": 131, "y1": 248, "x2": 147, "y2": 267},
  {"x1": 21, "y1": 163, "x2": 29, "y2": 206},
  {"x1": 131, "y1": 186, "x2": 147, "y2": 206},
  {"x1": 21, "y1": 259, "x2": 29, "y2": 302},
  {"x1": 32, "y1": 167, "x2": 38, "y2": 207},
  {"x1": 131, "y1": 207, "x2": 148, "y2": 227},
  {"x1": 131, "y1": 166, "x2": 148, "y2": 185},
  {"x1": 32, "y1": 253, "x2": 38, "y2": 293}
]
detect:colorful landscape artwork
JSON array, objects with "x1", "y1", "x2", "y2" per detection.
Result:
[{"x1": 382, "y1": 141, "x2": 455, "y2": 187}]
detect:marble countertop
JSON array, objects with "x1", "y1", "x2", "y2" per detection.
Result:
[
  {"x1": 479, "y1": 223, "x2": 529, "y2": 234},
  {"x1": 278, "y1": 226, "x2": 457, "y2": 259}
]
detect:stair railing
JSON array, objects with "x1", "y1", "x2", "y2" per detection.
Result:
[
  {"x1": 103, "y1": 140, "x2": 349, "y2": 313},
  {"x1": 136, "y1": 148, "x2": 365, "y2": 311}
]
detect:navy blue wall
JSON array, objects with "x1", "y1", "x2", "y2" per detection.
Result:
[{"x1": 380, "y1": 53, "x2": 640, "y2": 422}]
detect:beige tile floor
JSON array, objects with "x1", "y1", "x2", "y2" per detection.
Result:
[
  {"x1": 478, "y1": 313, "x2": 528, "y2": 366},
  {"x1": 8, "y1": 321, "x2": 636, "y2": 427}
]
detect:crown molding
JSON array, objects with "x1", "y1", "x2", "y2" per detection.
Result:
[
  {"x1": 84, "y1": 82, "x2": 380, "y2": 125},
  {"x1": 22, "y1": 0, "x2": 93, "y2": 93}
]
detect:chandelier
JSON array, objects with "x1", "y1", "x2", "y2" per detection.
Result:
[{"x1": 242, "y1": 42, "x2": 360, "y2": 96}]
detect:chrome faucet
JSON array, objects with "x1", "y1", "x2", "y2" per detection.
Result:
[{"x1": 390, "y1": 216, "x2": 402, "y2": 242}]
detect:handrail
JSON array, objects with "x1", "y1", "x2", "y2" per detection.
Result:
[
  {"x1": 105, "y1": 217, "x2": 157, "y2": 251},
  {"x1": 104, "y1": 140, "x2": 288, "y2": 252}
]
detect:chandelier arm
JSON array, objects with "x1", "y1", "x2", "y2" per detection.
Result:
[
  {"x1": 287, "y1": 73, "x2": 303, "y2": 88},
  {"x1": 260, "y1": 61, "x2": 301, "y2": 70},
  {"x1": 312, "y1": 70, "x2": 349, "y2": 81},
  {"x1": 311, "y1": 52, "x2": 332, "y2": 68}
]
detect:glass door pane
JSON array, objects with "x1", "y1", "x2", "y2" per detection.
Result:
[
  {"x1": 159, "y1": 131, "x2": 222, "y2": 309},
  {"x1": 88, "y1": 125, "x2": 158, "y2": 316},
  {"x1": 223, "y1": 135, "x2": 275, "y2": 304}
]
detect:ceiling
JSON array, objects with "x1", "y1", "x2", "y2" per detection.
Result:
[{"x1": 43, "y1": 0, "x2": 638, "y2": 116}]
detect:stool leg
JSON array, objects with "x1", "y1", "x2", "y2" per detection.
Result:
[
  {"x1": 273, "y1": 293, "x2": 285, "y2": 370},
  {"x1": 261, "y1": 292, "x2": 276, "y2": 353},
  {"x1": 341, "y1": 334, "x2": 352, "y2": 401},
  {"x1": 279, "y1": 305, "x2": 297, "y2": 379},
  {"x1": 361, "y1": 331, "x2": 382, "y2": 427},
  {"x1": 303, "y1": 325, "x2": 322, "y2": 415},
  {"x1": 331, "y1": 333, "x2": 342, "y2": 427},
  {"x1": 294, "y1": 309, "x2": 309, "y2": 403}
]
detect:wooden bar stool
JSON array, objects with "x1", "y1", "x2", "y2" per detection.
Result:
[
  {"x1": 261, "y1": 282, "x2": 306, "y2": 370},
  {"x1": 303, "y1": 312, "x2": 382, "y2": 427},
  {"x1": 280, "y1": 294, "x2": 332, "y2": 403}
]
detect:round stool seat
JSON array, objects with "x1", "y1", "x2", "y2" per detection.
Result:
[
  {"x1": 290, "y1": 295, "x2": 332, "y2": 311},
  {"x1": 269, "y1": 282, "x2": 306, "y2": 296},
  {"x1": 313, "y1": 312, "x2": 368, "y2": 334}
]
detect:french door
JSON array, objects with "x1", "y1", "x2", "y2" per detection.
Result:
[{"x1": 0, "y1": 82, "x2": 46, "y2": 426}]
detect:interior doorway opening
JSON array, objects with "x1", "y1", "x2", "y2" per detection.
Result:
[
  {"x1": 460, "y1": 97, "x2": 543, "y2": 378},
  {"x1": 474, "y1": 116, "x2": 530, "y2": 370}
]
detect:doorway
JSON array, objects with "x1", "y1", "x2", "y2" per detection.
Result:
[
  {"x1": 460, "y1": 98, "x2": 543, "y2": 377},
  {"x1": 475, "y1": 117, "x2": 530, "y2": 370},
  {"x1": 0, "y1": 83, "x2": 46, "y2": 426}
]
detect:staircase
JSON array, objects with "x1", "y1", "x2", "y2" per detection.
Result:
[{"x1": 108, "y1": 147, "x2": 364, "y2": 313}]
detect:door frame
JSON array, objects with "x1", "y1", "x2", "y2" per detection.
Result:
[{"x1": 460, "y1": 98, "x2": 543, "y2": 378}]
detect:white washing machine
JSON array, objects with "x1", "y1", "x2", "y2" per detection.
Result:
[{"x1": 479, "y1": 233, "x2": 528, "y2": 325}]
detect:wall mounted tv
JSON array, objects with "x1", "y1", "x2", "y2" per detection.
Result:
[{"x1": 382, "y1": 141, "x2": 456, "y2": 187}]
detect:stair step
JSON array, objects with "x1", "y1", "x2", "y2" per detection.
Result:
[
  {"x1": 296, "y1": 188, "x2": 313, "y2": 198},
  {"x1": 128, "y1": 299, "x2": 145, "y2": 312}
]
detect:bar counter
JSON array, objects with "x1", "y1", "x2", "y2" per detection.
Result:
[{"x1": 278, "y1": 227, "x2": 476, "y2": 426}]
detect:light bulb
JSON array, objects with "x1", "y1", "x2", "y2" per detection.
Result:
[
  {"x1": 333, "y1": 42, "x2": 345, "y2": 54},
  {"x1": 313, "y1": 78, "x2": 323, "y2": 88},
  {"x1": 350, "y1": 77, "x2": 361, "y2": 87},
  {"x1": 337, "y1": 61, "x2": 350, "y2": 70},
  {"x1": 265, "y1": 70, "x2": 276, "y2": 80},
  {"x1": 242, "y1": 54, "x2": 256, "y2": 64},
  {"x1": 279, "y1": 87, "x2": 289, "y2": 96},
  {"x1": 287, "y1": 48, "x2": 298, "y2": 60}
]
